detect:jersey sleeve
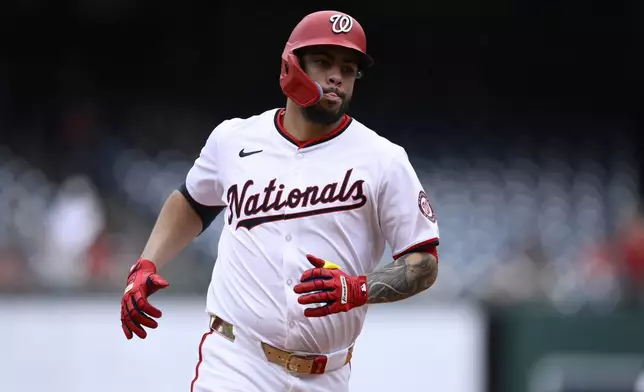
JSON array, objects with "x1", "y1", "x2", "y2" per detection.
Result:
[
  {"x1": 377, "y1": 146, "x2": 440, "y2": 260},
  {"x1": 184, "y1": 122, "x2": 228, "y2": 207}
]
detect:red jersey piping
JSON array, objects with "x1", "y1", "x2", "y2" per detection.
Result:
[
  {"x1": 393, "y1": 238, "x2": 440, "y2": 260},
  {"x1": 273, "y1": 108, "x2": 352, "y2": 149}
]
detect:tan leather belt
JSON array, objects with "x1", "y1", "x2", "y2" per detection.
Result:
[
  {"x1": 209, "y1": 315, "x2": 353, "y2": 375},
  {"x1": 209, "y1": 314, "x2": 236, "y2": 342}
]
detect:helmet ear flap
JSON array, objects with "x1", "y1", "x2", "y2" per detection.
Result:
[{"x1": 279, "y1": 52, "x2": 323, "y2": 107}]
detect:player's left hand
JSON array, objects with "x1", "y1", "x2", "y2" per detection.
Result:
[{"x1": 293, "y1": 254, "x2": 368, "y2": 317}]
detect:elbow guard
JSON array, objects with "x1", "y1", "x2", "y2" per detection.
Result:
[{"x1": 178, "y1": 182, "x2": 224, "y2": 234}]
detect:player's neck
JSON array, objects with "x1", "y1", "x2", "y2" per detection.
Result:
[{"x1": 282, "y1": 102, "x2": 343, "y2": 142}]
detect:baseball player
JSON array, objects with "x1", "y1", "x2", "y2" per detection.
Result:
[{"x1": 120, "y1": 10, "x2": 440, "y2": 392}]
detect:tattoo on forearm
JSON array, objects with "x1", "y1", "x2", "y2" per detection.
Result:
[{"x1": 366, "y1": 252, "x2": 438, "y2": 304}]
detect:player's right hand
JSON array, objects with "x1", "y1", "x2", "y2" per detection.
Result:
[{"x1": 120, "y1": 257, "x2": 169, "y2": 340}]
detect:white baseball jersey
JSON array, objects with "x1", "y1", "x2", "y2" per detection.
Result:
[{"x1": 185, "y1": 108, "x2": 439, "y2": 355}]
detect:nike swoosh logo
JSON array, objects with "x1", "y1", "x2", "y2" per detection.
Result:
[{"x1": 239, "y1": 149, "x2": 263, "y2": 158}]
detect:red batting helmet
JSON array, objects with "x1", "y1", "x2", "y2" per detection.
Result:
[{"x1": 279, "y1": 10, "x2": 374, "y2": 107}]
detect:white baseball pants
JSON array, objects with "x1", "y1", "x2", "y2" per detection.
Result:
[{"x1": 190, "y1": 326, "x2": 352, "y2": 392}]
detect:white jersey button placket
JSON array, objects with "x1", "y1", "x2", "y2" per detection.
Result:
[{"x1": 284, "y1": 149, "x2": 307, "y2": 345}]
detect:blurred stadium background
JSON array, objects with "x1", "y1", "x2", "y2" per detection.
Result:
[{"x1": 0, "y1": 1, "x2": 642, "y2": 392}]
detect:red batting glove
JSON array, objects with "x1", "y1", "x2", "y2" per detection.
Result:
[
  {"x1": 120, "y1": 258, "x2": 169, "y2": 339},
  {"x1": 293, "y1": 254, "x2": 368, "y2": 317}
]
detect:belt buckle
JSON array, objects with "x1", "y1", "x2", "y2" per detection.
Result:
[
  {"x1": 284, "y1": 353, "x2": 328, "y2": 374},
  {"x1": 284, "y1": 353, "x2": 299, "y2": 373}
]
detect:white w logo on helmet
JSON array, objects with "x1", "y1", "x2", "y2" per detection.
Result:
[{"x1": 329, "y1": 14, "x2": 353, "y2": 34}]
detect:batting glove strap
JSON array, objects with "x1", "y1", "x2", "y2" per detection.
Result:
[
  {"x1": 340, "y1": 274, "x2": 369, "y2": 307},
  {"x1": 293, "y1": 259, "x2": 368, "y2": 317}
]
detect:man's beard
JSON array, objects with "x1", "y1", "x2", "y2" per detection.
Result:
[{"x1": 300, "y1": 94, "x2": 352, "y2": 126}]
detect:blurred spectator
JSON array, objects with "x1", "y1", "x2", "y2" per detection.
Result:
[
  {"x1": 0, "y1": 245, "x2": 28, "y2": 292},
  {"x1": 617, "y1": 211, "x2": 644, "y2": 303},
  {"x1": 29, "y1": 174, "x2": 106, "y2": 290}
]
